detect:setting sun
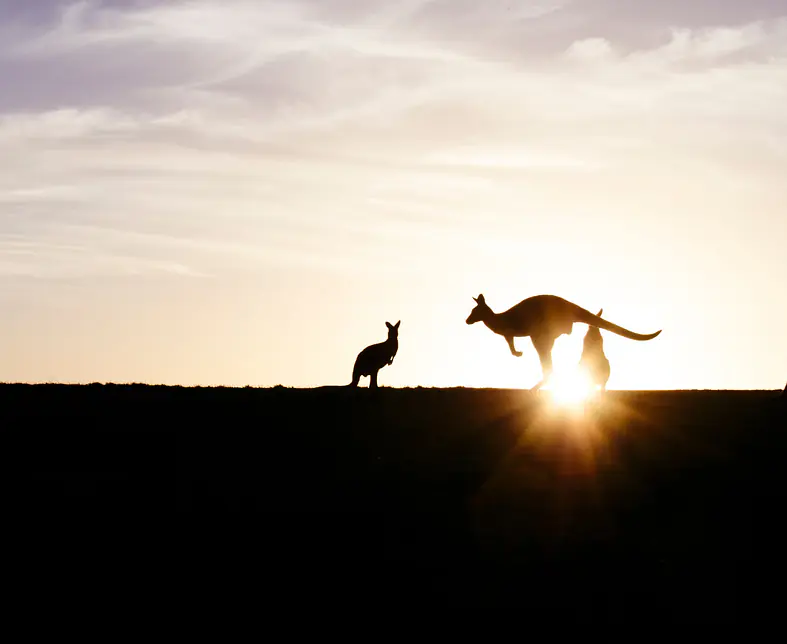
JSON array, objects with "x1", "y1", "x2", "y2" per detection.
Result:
[{"x1": 543, "y1": 368, "x2": 596, "y2": 407}]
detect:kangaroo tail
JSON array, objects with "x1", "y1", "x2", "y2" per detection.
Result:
[
  {"x1": 574, "y1": 305, "x2": 662, "y2": 341},
  {"x1": 348, "y1": 357, "x2": 362, "y2": 387}
]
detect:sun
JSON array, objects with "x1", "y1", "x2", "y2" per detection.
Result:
[{"x1": 543, "y1": 368, "x2": 596, "y2": 407}]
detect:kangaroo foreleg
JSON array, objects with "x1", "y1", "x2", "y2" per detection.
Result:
[{"x1": 506, "y1": 336, "x2": 523, "y2": 357}]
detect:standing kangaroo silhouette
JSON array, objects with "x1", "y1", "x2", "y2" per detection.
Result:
[
  {"x1": 579, "y1": 309, "x2": 611, "y2": 391},
  {"x1": 466, "y1": 294, "x2": 661, "y2": 391},
  {"x1": 348, "y1": 320, "x2": 400, "y2": 389}
]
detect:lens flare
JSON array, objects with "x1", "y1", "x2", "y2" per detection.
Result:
[{"x1": 543, "y1": 368, "x2": 595, "y2": 407}]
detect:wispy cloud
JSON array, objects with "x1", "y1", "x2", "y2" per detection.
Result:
[{"x1": 2, "y1": 6, "x2": 785, "y2": 278}]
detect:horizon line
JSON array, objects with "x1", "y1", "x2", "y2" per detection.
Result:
[{"x1": 0, "y1": 382, "x2": 782, "y2": 393}]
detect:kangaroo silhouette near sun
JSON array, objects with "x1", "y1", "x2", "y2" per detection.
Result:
[
  {"x1": 348, "y1": 320, "x2": 400, "y2": 389},
  {"x1": 466, "y1": 294, "x2": 661, "y2": 391},
  {"x1": 579, "y1": 309, "x2": 611, "y2": 391}
]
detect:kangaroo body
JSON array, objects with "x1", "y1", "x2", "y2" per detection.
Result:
[
  {"x1": 466, "y1": 294, "x2": 661, "y2": 391},
  {"x1": 348, "y1": 320, "x2": 399, "y2": 389},
  {"x1": 579, "y1": 309, "x2": 611, "y2": 391}
]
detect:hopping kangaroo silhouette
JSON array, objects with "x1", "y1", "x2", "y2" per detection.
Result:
[
  {"x1": 348, "y1": 320, "x2": 400, "y2": 389},
  {"x1": 466, "y1": 294, "x2": 661, "y2": 391},
  {"x1": 579, "y1": 309, "x2": 611, "y2": 391}
]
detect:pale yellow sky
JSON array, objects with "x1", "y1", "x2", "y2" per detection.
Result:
[{"x1": 1, "y1": 0, "x2": 785, "y2": 389}]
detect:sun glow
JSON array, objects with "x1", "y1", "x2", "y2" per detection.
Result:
[{"x1": 543, "y1": 368, "x2": 597, "y2": 407}]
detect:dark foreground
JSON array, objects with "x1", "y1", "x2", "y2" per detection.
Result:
[{"x1": 2, "y1": 384, "x2": 785, "y2": 622}]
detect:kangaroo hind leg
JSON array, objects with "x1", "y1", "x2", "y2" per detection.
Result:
[{"x1": 530, "y1": 336, "x2": 556, "y2": 392}]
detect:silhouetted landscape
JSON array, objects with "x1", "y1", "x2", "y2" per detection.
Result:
[{"x1": 3, "y1": 383, "x2": 785, "y2": 622}]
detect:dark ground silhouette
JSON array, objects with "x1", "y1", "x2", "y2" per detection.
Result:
[
  {"x1": 465, "y1": 294, "x2": 661, "y2": 391},
  {"x1": 1, "y1": 384, "x2": 785, "y2": 623}
]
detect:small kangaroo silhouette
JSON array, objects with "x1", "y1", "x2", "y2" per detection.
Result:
[
  {"x1": 466, "y1": 294, "x2": 661, "y2": 391},
  {"x1": 578, "y1": 309, "x2": 611, "y2": 391},
  {"x1": 348, "y1": 320, "x2": 400, "y2": 389}
]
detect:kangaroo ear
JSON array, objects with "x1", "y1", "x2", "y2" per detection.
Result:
[
  {"x1": 597, "y1": 308, "x2": 603, "y2": 317},
  {"x1": 394, "y1": 320, "x2": 400, "y2": 329},
  {"x1": 472, "y1": 296, "x2": 478, "y2": 303},
  {"x1": 385, "y1": 321, "x2": 393, "y2": 330},
  {"x1": 477, "y1": 294, "x2": 485, "y2": 304}
]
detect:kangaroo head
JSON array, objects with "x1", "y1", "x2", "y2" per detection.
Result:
[
  {"x1": 583, "y1": 325, "x2": 603, "y2": 349},
  {"x1": 385, "y1": 320, "x2": 400, "y2": 340},
  {"x1": 466, "y1": 294, "x2": 491, "y2": 325}
]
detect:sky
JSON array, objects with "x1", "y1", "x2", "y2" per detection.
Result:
[{"x1": 1, "y1": 0, "x2": 785, "y2": 390}]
